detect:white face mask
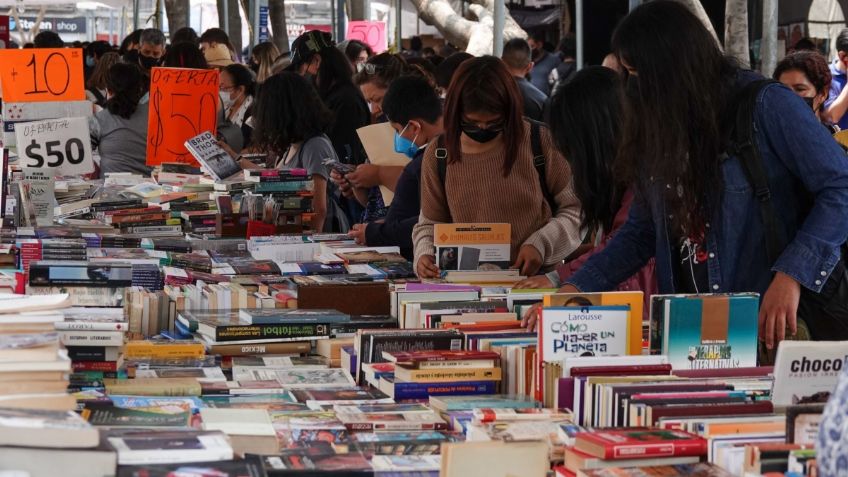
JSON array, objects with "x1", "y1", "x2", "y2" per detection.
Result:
[{"x1": 221, "y1": 89, "x2": 241, "y2": 111}]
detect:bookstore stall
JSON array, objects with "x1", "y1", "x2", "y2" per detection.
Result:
[{"x1": 0, "y1": 46, "x2": 839, "y2": 477}]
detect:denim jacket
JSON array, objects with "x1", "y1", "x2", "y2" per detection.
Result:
[{"x1": 567, "y1": 75, "x2": 848, "y2": 296}]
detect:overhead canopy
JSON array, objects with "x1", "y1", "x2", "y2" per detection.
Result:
[{"x1": 509, "y1": 7, "x2": 561, "y2": 30}]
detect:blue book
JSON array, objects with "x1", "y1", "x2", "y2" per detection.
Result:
[
  {"x1": 428, "y1": 394, "x2": 541, "y2": 411},
  {"x1": 661, "y1": 294, "x2": 759, "y2": 371},
  {"x1": 254, "y1": 180, "x2": 311, "y2": 193},
  {"x1": 385, "y1": 379, "x2": 497, "y2": 401}
]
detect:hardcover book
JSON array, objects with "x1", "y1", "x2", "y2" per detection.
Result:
[
  {"x1": 184, "y1": 131, "x2": 242, "y2": 181},
  {"x1": 574, "y1": 429, "x2": 709, "y2": 460},
  {"x1": 434, "y1": 223, "x2": 511, "y2": 271}
]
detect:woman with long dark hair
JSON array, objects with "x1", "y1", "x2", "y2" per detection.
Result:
[
  {"x1": 91, "y1": 63, "x2": 151, "y2": 176},
  {"x1": 516, "y1": 66, "x2": 656, "y2": 294},
  {"x1": 86, "y1": 52, "x2": 120, "y2": 109},
  {"x1": 523, "y1": 2, "x2": 848, "y2": 350},
  {"x1": 249, "y1": 72, "x2": 348, "y2": 233},
  {"x1": 412, "y1": 56, "x2": 583, "y2": 278}
]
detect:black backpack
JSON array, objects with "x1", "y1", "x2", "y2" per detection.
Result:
[
  {"x1": 731, "y1": 79, "x2": 848, "y2": 341},
  {"x1": 434, "y1": 119, "x2": 557, "y2": 220}
]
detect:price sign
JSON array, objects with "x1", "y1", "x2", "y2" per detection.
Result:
[
  {"x1": 0, "y1": 48, "x2": 85, "y2": 103},
  {"x1": 347, "y1": 21, "x2": 388, "y2": 54},
  {"x1": 146, "y1": 67, "x2": 220, "y2": 166},
  {"x1": 14, "y1": 117, "x2": 94, "y2": 176}
]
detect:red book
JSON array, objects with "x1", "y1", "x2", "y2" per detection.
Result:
[
  {"x1": 574, "y1": 428, "x2": 708, "y2": 460},
  {"x1": 646, "y1": 400, "x2": 773, "y2": 426},
  {"x1": 382, "y1": 350, "x2": 502, "y2": 363},
  {"x1": 569, "y1": 364, "x2": 673, "y2": 377},
  {"x1": 672, "y1": 366, "x2": 773, "y2": 378},
  {"x1": 72, "y1": 361, "x2": 119, "y2": 372}
]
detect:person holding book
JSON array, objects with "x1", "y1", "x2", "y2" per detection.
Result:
[
  {"x1": 90, "y1": 62, "x2": 152, "y2": 177},
  {"x1": 248, "y1": 72, "x2": 349, "y2": 233},
  {"x1": 412, "y1": 56, "x2": 583, "y2": 278},
  {"x1": 514, "y1": 67, "x2": 657, "y2": 314},
  {"x1": 521, "y1": 2, "x2": 848, "y2": 349},
  {"x1": 347, "y1": 75, "x2": 444, "y2": 260}
]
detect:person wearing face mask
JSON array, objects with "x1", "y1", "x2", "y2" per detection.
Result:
[
  {"x1": 86, "y1": 52, "x2": 120, "y2": 109},
  {"x1": 84, "y1": 41, "x2": 112, "y2": 82},
  {"x1": 774, "y1": 51, "x2": 839, "y2": 133},
  {"x1": 136, "y1": 28, "x2": 167, "y2": 71},
  {"x1": 346, "y1": 76, "x2": 443, "y2": 260},
  {"x1": 250, "y1": 42, "x2": 280, "y2": 83},
  {"x1": 412, "y1": 56, "x2": 583, "y2": 279},
  {"x1": 220, "y1": 64, "x2": 255, "y2": 145}
]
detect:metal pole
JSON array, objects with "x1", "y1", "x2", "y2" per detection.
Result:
[
  {"x1": 493, "y1": 0, "x2": 504, "y2": 56},
  {"x1": 761, "y1": 0, "x2": 778, "y2": 76},
  {"x1": 628, "y1": 0, "x2": 641, "y2": 12},
  {"x1": 248, "y1": 0, "x2": 256, "y2": 50},
  {"x1": 337, "y1": 0, "x2": 346, "y2": 42},
  {"x1": 120, "y1": 6, "x2": 126, "y2": 45},
  {"x1": 109, "y1": 9, "x2": 114, "y2": 44},
  {"x1": 222, "y1": 0, "x2": 229, "y2": 35},
  {"x1": 575, "y1": 0, "x2": 584, "y2": 69},
  {"x1": 331, "y1": 0, "x2": 336, "y2": 40},
  {"x1": 132, "y1": 0, "x2": 139, "y2": 30},
  {"x1": 396, "y1": 0, "x2": 402, "y2": 51}
]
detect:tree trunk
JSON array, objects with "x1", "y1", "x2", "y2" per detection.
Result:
[
  {"x1": 228, "y1": 0, "x2": 243, "y2": 54},
  {"x1": 268, "y1": 0, "x2": 289, "y2": 52},
  {"x1": 164, "y1": 0, "x2": 190, "y2": 31},
  {"x1": 670, "y1": 0, "x2": 719, "y2": 45},
  {"x1": 561, "y1": 1, "x2": 572, "y2": 37},
  {"x1": 409, "y1": 0, "x2": 526, "y2": 55},
  {"x1": 724, "y1": 0, "x2": 749, "y2": 67}
]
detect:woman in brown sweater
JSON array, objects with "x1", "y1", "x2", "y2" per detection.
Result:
[{"x1": 413, "y1": 56, "x2": 584, "y2": 278}]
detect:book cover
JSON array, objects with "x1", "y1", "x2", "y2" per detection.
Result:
[
  {"x1": 577, "y1": 462, "x2": 734, "y2": 477},
  {"x1": 235, "y1": 368, "x2": 356, "y2": 389},
  {"x1": 394, "y1": 367, "x2": 503, "y2": 383},
  {"x1": 106, "y1": 430, "x2": 233, "y2": 465},
  {"x1": 544, "y1": 292, "x2": 645, "y2": 356},
  {"x1": 238, "y1": 308, "x2": 351, "y2": 325},
  {"x1": 661, "y1": 295, "x2": 759, "y2": 370},
  {"x1": 184, "y1": 131, "x2": 242, "y2": 181},
  {"x1": 772, "y1": 340, "x2": 848, "y2": 406},
  {"x1": 429, "y1": 394, "x2": 541, "y2": 412},
  {"x1": 383, "y1": 350, "x2": 501, "y2": 364},
  {"x1": 382, "y1": 378, "x2": 497, "y2": 401},
  {"x1": 574, "y1": 428, "x2": 708, "y2": 460},
  {"x1": 117, "y1": 455, "x2": 266, "y2": 477},
  {"x1": 81, "y1": 403, "x2": 193, "y2": 428},
  {"x1": 539, "y1": 305, "x2": 632, "y2": 363},
  {"x1": 434, "y1": 223, "x2": 511, "y2": 271}
]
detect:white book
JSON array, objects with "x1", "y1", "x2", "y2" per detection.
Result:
[
  {"x1": 0, "y1": 295, "x2": 70, "y2": 315},
  {"x1": 772, "y1": 340, "x2": 848, "y2": 406},
  {"x1": 108, "y1": 431, "x2": 233, "y2": 465},
  {"x1": 200, "y1": 408, "x2": 276, "y2": 436},
  {"x1": 0, "y1": 349, "x2": 71, "y2": 372},
  {"x1": 184, "y1": 131, "x2": 242, "y2": 181}
]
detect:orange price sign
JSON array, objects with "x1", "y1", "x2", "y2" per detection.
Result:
[
  {"x1": 146, "y1": 67, "x2": 220, "y2": 166},
  {"x1": 0, "y1": 48, "x2": 85, "y2": 103},
  {"x1": 347, "y1": 21, "x2": 388, "y2": 54}
]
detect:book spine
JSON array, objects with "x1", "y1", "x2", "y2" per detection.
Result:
[
  {"x1": 123, "y1": 345, "x2": 205, "y2": 359},
  {"x1": 72, "y1": 360, "x2": 119, "y2": 372},
  {"x1": 208, "y1": 341, "x2": 312, "y2": 356},
  {"x1": 214, "y1": 323, "x2": 331, "y2": 342},
  {"x1": 60, "y1": 331, "x2": 125, "y2": 347},
  {"x1": 399, "y1": 367, "x2": 502, "y2": 383},
  {"x1": 66, "y1": 346, "x2": 120, "y2": 362},
  {"x1": 344, "y1": 421, "x2": 448, "y2": 432},
  {"x1": 608, "y1": 440, "x2": 708, "y2": 460},
  {"x1": 417, "y1": 359, "x2": 496, "y2": 369},
  {"x1": 392, "y1": 381, "x2": 497, "y2": 401},
  {"x1": 107, "y1": 212, "x2": 170, "y2": 224}
]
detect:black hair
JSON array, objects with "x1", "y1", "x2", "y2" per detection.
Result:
[
  {"x1": 163, "y1": 42, "x2": 208, "y2": 69},
  {"x1": 344, "y1": 40, "x2": 373, "y2": 63},
  {"x1": 140, "y1": 28, "x2": 166, "y2": 47},
  {"x1": 252, "y1": 72, "x2": 334, "y2": 157},
  {"x1": 200, "y1": 27, "x2": 235, "y2": 53},
  {"x1": 838, "y1": 29, "x2": 848, "y2": 54},
  {"x1": 317, "y1": 47, "x2": 356, "y2": 98},
  {"x1": 223, "y1": 63, "x2": 256, "y2": 97},
  {"x1": 383, "y1": 76, "x2": 442, "y2": 125},
  {"x1": 410, "y1": 36, "x2": 423, "y2": 52},
  {"x1": 172, "y1": 27, "x2": 200, "y2": 47},
  {"x1": 119, "y1": 29, "x2": 143, "y2": 55},
  {"x1": 34, "y1": 31, "x2": 63, "y2": 48},
  {"x1": 558, "y1": 35, "x2": 577, "y2": 58},
  {"x1": 529, "y1": 31, "x2": 545, "y2": 43},
  {"x1": 793, "y1": 38, "x2": 816, "y2": 52},
  {"x1": 550, "y1": 66, "x2": 625, "y2": 234},
  {"x1": 86, "y1": 40, "x2": 112, "y2": 60},
  {"x1": 422, "y1": 47, "x2": 436, "y2": 57},
  {"x1": 502, "y1": 38, "x2": 532, "y2": 70},
  {"x1": 435, "y1": 52, "x2": 473, "y2": 89},
  {"x1": 613, "y1": 0, "x2": 738, "y2": 236},
  {"x1": 105, "y1": 62, "x2": 146, "y2": 119},
  {"x1": 354, "y1": 53, "x2": 408, "y2": 88}
]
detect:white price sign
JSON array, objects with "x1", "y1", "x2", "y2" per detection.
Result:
[{"x1": 14, "y1": 117, "x2": 93, "y2": 176}]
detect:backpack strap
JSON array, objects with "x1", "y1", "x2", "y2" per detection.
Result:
[
  {"x1": 528, "y1": 119, "x2": 558, "y2": 214},
  {"x1": 731, "y1": 79, "x2": 784, "y2": 265},
  {"x1": 434, "y1": 135, "x2": 452, "y2": 222}
]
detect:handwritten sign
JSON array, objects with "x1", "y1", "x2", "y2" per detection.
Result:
[
  {"x1": 15, "y1": 117, "x2": 93, "y2": 176},
  {"x1": 0, "y1": 49, "x2": 85, "y2": 103},
  {"x1": 347, "y1": 21, "x2": 388, "y2": 54},
  {"x1": 146, "y1": 67, "x2": 220, "y2": 166}
]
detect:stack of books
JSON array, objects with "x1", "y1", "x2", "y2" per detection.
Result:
[
  {"x1": 378, "y1": 350, "x2": 504, "y2": 402},
  {"x1": 0, "y1": 294, "x2": 76, "y2": 411}
]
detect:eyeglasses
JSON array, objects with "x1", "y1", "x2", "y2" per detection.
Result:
[{"x1": 220, "y1": 85, "x2": 235, "y2": 93}]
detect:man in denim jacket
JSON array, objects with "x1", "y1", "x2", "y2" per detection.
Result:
[{"x1": 528, "y1": 3, "x2": 848, "y2": 351}]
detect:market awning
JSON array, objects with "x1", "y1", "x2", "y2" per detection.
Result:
[{"x1": 509, "y1": 7, "x2": 561, "y2": 30}]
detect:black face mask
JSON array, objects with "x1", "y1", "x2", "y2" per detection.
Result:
[
  {"x1": 249, "y1": 61, "x2": 259, "y2": 73},
  {"x1": 139, "y1": 54, "x2": 161, "y2": 70},
  {"x1": 461, "y1": 120, "x2": 504, "y2": 144}
]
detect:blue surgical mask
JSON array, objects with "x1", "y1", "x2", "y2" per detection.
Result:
[
  {"x1": 85, "y1": 56, "x2": 96, "y2": 68},
  {"x1": 393, "y1": 123, "x2": 420, "y2": 159}
]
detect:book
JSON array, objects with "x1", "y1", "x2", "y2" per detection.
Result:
[
  {"x1": 0, "y1": 445, "x2": 117, "y2": 477},
  {"x1": 659, "y1": 294, "x2": 759, "y2": 370},
  {"x1": 178, "y1": 311, "x2": 331, "y2": 343},
  {"x1": 289, "y1": 388, "x2": 393, "y2": 409},
  {"x1": 106, "y1": 430, "x2": 234, "y2": 465},
  {"x1": 394, "y1": 366, "x2": 503, "y2": 383},
  {"x1": 117, "y1": 455, "x2": 266, "y2": 477},
  {"x1": 434, "y1": 223, "x2": 511, "y2": 271},
  {"x1": 0, "y1": 408, "x2": 100, "y2": 448},
  {"x1": 336, "y1": 409, "x2": 448, "y2": 431},
  {"x1": 59, "y1": 330, "x2": 125, "y2": 347},
  {"x1": 772, "y1": 340, "x2": 848, "y2": 406},
  {"x1": 564, "y1": 447, "x2": 701, "y2": 473},
  {"x1": 123, "y1": 340, "x2": 205, "y2": 359},
  {"x1": 238, "y1": 308, "x2": 351, "y2": 324},
  {"x1": 200, "y1": 408, "x2": 279, "y2": 456},
  {"x1": 81, "y1": 403, "x2": 193, "y2": 428},
  {"x1": 234, "y1": 368, "x2": 356, "y2": 389},
  {"x1": 441, "y1": 440, "x2": 549, "y2": 477},
  {"x1": 382, "y1": 350, "x2": 501, "y2": 368},
  {"x1": 380, "y1": 377, "x2": 498, "y2": 401},
  {"x1": 0, "y1": 332, "x2": 62, "y2": 362},
  {"x1": 184, "y1": 131, "x2": 242, "y2": 181},
  {"x1": 574, "y1": 429, "x2": 708, "y2": 460},
  {"x1": 104, "y1": 378, "x2": 203, "y2": 396},
  {"x1": 429, "y1": 394, "x2": 541, "y2": 412},
  {"x1": 576, "y1": 462, "x2": 735, "y2": 477}
]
